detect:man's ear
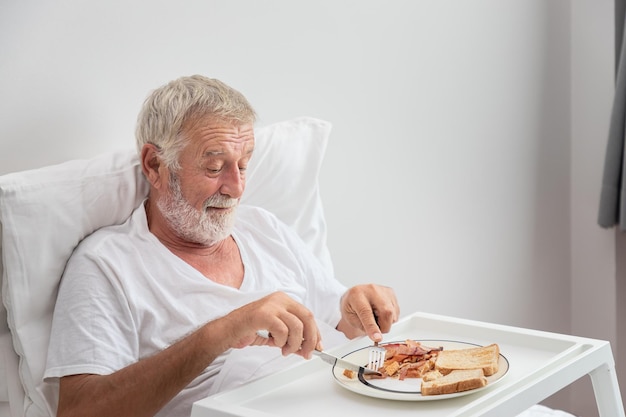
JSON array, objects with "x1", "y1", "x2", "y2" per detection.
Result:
[{"x1": 141, "y1": 144, "x2": 165, "y2": 189}]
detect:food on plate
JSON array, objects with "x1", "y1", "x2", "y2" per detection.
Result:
[
  {"x1": 420, "y1": 368, "x2": 487, "y2": 396},
  {"x1": 365, "y1": 340, "x2": 443, "y2": 380},
  {"x1": 421, "y1": 369, "x2": 443, "y2": 382},
  {"x1": 342, "y1": 369, "x2": 356, "y2": 379},
  {"x1": 421, "y1": 343, "x2": 500, "y2": 395},
  {"x1": 434, "y1": 343, "x2": 500, "y2": 376},
  {"x1": 356, "y1": 340, "x2": 501, "y2": 396}
]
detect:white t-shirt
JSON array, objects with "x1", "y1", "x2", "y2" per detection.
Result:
[{"x1": 44, "y1": 203, "x2": 348, "y2": 417}]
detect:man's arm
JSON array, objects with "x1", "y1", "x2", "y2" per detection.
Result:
[
  {"x1": 58, "y1": 316, "x2": 229, "y2": 417},
  {"x1": 56, "y1": 292, "x2": 320, "y2": 417}
]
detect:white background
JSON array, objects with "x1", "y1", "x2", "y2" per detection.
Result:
[{"x1": 0, "y1": 1, "x2": 618, "y2": 415}]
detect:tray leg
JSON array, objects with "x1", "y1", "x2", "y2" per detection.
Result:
[{"x1": 589, "y1": 361, "x2": 625, "y2": 417}]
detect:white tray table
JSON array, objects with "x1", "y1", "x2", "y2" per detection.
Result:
[{"x1": 191, "y1": 312, "x2": 624, "y2": 417}]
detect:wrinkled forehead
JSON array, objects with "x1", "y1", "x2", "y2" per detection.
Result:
[
  {"x1": 183, "y1": 112, "x2": 252, "y2": 136},
  {"x1": 180, "y1": 116, "x2": 255, "y2": 157}
]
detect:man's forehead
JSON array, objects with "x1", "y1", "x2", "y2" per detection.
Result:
[
  {"x1": 184, "y1": 113, "x2": 253, "y2": 132},
  {"x1": 195, "y1": 128, "x2": 254, "y2": 155},
  {"x1": 201, "y1": 144, "x2": 254, "y2": 157},
  {"x1": 186, "y1": 117, "x2": 253, "y2": 138}
]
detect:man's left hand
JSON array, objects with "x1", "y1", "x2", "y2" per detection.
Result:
[{"x1": 337, "y1": 284, "x2": 399, "y2": 341}]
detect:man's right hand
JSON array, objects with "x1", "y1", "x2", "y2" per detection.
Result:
[{"x1": 222, "y1": 291, "x2": 322, "y2": 359}]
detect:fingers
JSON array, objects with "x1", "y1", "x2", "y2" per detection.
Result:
[
  {"x1": 279, "y1": 312, "x2": 307, "y2": 356},
  {"x1": 300, "y1": 314, "x2": 321, "y2": 356},
  {"x1": 340, "y1": 284, "x2": 400, "y2": 342},
  {"x1": 275, "y1": 308, "x2": 319, "y2": 358},
  {"x1": 352, "y1": 298, "x2": 383, "y2": 341},
  {"x1": 232, "y1": 292, "x2": 321, "y2": 359},
  {"x1": 373, "y1": 294, "x2": 399, "y2": 333}
]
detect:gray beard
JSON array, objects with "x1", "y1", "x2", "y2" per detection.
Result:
[{"x1": 156, "y1": 175, "x2": 238, "y2": 246}]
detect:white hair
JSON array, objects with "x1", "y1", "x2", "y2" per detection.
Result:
[{"x1": 135, "y1": 75, "x2": 256, "y2": 171}]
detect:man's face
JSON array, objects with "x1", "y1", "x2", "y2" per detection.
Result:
[{"x1": 156, "y1": 118, "x2": 255, "y2": 246}]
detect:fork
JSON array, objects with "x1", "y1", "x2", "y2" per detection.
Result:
[{"x1": 367, "y1": 341, "x2": 386, "y2": 372}]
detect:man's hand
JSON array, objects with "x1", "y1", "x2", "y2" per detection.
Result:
[
  {"x1": 337, "y1": 284, "x2": 399, "y2": 341},
  {"x1": 223, "y1": 291, "x2": 322, "y2": 359}
]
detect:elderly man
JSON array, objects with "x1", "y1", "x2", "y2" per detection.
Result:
[{"x1": 44, "y1": 75, "x2": 399, "y2": 417}]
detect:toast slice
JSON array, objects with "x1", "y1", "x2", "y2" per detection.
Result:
[
  {"x1": 421, "y1": 368, "x2": 487, "y2": 395},
  {"x1": 434, "y1": 343, "x2": 500, "y2": 376}
]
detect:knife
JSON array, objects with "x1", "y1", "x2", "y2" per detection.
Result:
[
  {"x1": 313, "y1": 349, "x2": 383, "y2": 376},
  {"x1": 256, "y1": 330, "x2": 382, "y2": 376}
]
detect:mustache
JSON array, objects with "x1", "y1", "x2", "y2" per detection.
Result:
[{"x1": 203, "y1": 194, "x2": 239, "y2": 209}]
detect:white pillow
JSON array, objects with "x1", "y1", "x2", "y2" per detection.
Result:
[
  {"x1": 242, "y1": 116, "x2": 333, "y2": 275},
  {"x1": 0, "y1": 151, "x2": 149, "y2": 417},
  {"x1": 0, "y1": 116, "x2": 333, "y2": 417}
]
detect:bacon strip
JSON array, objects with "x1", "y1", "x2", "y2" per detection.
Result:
[{"x1": 365, "y1": 340, "x2": 443, "y2": 380}]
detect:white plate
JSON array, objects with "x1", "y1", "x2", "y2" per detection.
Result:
[{"x1": 332, "y1": 340, "x2": 509, "y2": 401}]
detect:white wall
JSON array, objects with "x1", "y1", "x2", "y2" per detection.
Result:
[
  {"x1": 0, "y1": 1, "x2": 617, "y2": 415},
  {"x1": 571, "y1": 1, "x2": 618, "y2": 415},
  {"x1": 321, "y1": 1, "x2": 573, "y2": 333}
]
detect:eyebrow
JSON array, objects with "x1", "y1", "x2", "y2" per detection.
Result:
[
  {"x1": 201, "y1": 147, "x2": 254, "y2": 159},
  {"x1": 202, "y1": 150, "x2": 225, "y2": 158}
]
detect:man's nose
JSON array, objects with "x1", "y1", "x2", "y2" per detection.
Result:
[{"x1": 219, "y1": 165, "x2": 245, "y2": 198}]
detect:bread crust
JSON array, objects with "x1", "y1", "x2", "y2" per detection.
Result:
[{"x1": 421, "y1": 369, "x2": 487, "y2": 396}]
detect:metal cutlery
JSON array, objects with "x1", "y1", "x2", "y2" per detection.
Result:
[
  {"x1": 256, "y1": 329, "x2": 382, "y2": 376},
  {"x1": 313, "y1": 349, "x2": 382, "y2": 376},
  {"x1": 367, "y1": 341, "x2": 386, "y2": 372}
]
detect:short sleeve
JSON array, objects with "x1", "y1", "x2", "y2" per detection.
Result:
[{"x1": 44, "y1": 245, "x2": 138, "y2": 379}]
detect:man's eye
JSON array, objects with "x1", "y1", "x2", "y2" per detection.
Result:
[{"x1": 207, "y1": 167, "x2": 222, "y2": 174}]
